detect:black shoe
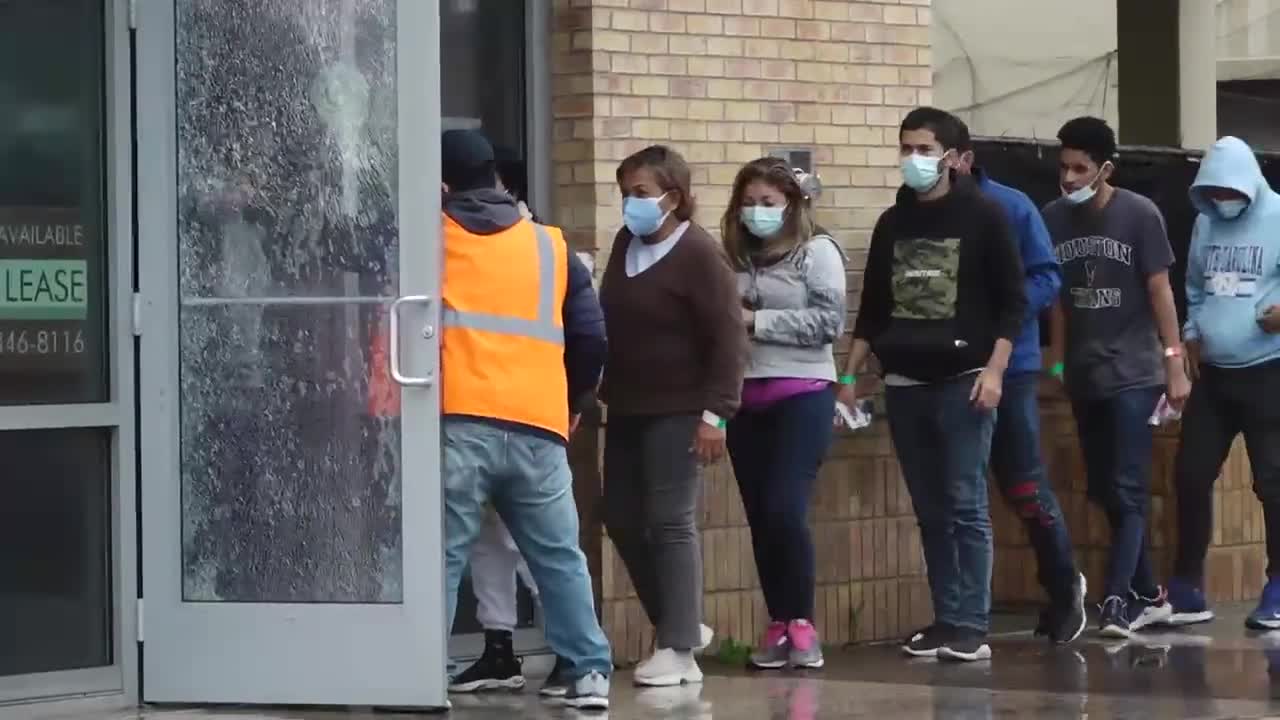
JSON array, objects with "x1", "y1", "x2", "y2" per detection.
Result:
[
  {"x1": 1033, "y1": 607, "x2": 1051, "y2": 638},
  {"x1": 448, "y1": 631, "x2": 525, "y2": 693},
  {"x1": 1098, "y1": 596, "x2": 1131, "y2": 638},
  {"x1": 1049, "y1": 572, "x2": 1088, "y2": 644},
  {"x1": 902, "y1": 624, "x2": 954, "y2": 658},
  {"x1": 937, "y1": 628, "x2": 992, "y2": 662},
  {"x1": 538, "y1": 655, "x2": 571, "y2": 698}
]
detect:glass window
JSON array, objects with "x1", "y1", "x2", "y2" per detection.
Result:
[
  {"x1": 441, "y1": 0, "x2": 527, "y2": 190},
  {"x1": 0, "y1": 0, "x2": 109, "y2": 405},
  {"x1": 0, "y1": 428, "x2": 112, "y2": 676}
]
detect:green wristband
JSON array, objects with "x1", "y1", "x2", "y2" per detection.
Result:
[
  {"x1": 838, "y1": 374, "x2": 856, "y2": 385},
  {"x1": 1050, "y1": 362, "x2": 1064, "y2": 378}
]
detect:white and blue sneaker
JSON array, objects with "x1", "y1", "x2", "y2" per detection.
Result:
[
  {"x1": 563, "y1": 671, "x2": 610, "y2": 711},
  {"x1": 1247, "y1": 578, "x2": 1280, "y2": 630},
  {"x1": 1165, "y1": 578, "x2": 1215, "y2": 626}
]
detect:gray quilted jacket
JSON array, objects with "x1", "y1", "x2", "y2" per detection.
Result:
[{"x1": 737, "y1": 233, "x2": 848, "y2": 381}]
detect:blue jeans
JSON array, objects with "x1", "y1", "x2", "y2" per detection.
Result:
[
  {"x1": 1069, "y1": 386, "x2": 1163, "y2": 600},
  {"x1": 727, "y1": 386, "x2": 836, "y2": 622},
  {"x1": 443, "y1": 418, "x2": 612, "y2": 681},
  {"x1": 991, "y1": 372, "x2": 1077, "y2": 601},
  {"x1": 887, "y1": 375, "x2": 997, "y2": 633}
]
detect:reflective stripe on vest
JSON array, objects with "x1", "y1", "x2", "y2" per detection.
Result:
[{"x1": 440, "y1": 223, "x2": 564, "y2": 345}]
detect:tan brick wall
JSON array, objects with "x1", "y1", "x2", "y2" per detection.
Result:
[{"x1": 551, "y1": 0, "x2": 934, "y2": 663}]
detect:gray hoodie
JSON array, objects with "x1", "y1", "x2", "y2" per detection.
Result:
[{"x1": 738, "y1": 233, "x2": 848, "y2": 381}]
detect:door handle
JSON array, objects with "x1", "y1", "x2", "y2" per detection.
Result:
[{"x1": 388, "y1": 294, "x2": 434, "y2": 387}]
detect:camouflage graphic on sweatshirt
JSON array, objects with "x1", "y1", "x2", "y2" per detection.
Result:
[{"x1": 891, "y1": 237, "x2": 962, "y2": 320}]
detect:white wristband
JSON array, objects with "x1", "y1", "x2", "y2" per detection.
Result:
[{"x1": 701, "y1": 410, "x2": 726, "y2": 429}]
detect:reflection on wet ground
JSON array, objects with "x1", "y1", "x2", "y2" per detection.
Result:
[{"x1": 38, "y1": 605, "x2": 1280, "y2": 719}]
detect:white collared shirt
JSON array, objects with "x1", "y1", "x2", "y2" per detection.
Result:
[{"x1": 625, "y1": 221, "x2": 690, "y2": 277}]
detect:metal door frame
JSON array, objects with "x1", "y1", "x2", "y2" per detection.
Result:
[{"x1": 0, "y1": 0, "x2": 138, "y2": 707}]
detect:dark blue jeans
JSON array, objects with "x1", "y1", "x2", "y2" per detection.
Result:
[
  {"x1": 1070, "y1": 386, "x2": 1164, "y2": 600},
  {"x1": 727, "y1": 385, "x2": 835, "y2": 622},
  {"x1": 991, "y1": 372, "x2": 1077, "y2": 601},
  {"x1": 887, "y1": 375, "x2": 997, "y2": 633}
]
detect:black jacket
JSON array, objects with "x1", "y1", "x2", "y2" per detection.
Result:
[
  {"x1": 443, "y1": 189, "x2": 606, "y2": 420},
  {"x1": 853, "y1": 177, "x2": 1026, "y2": 382}
]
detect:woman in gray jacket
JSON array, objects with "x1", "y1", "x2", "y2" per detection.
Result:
[{"x1": 721, "y1": 159, "x2": 847, "y2": 671}]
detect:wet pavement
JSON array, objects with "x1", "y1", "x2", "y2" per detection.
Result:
[{"x1": 35, "y1": 605, "x2": 1280, "y2": 719}]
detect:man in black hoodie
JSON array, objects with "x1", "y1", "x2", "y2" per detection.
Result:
[
  {"x1": 438, "y1": 130, "x2": 610, "y2": 710},
  {"x1": 844, "y1": 107, "x2": 1026, "y2": 662}
]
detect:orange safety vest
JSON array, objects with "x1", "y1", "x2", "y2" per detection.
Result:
[{"x1": 439, "y1": 215, "x2": 570, "y2": 439}]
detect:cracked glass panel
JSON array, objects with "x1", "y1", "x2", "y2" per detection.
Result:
[{"x1": 176, "y1": 0, "x2": 402, "y2": 603}]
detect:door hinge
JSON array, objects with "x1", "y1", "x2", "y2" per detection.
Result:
[
  {"x1": 131, "y1": 293, "x2": 143, "y2": 336},
  {"x1": 136, "y1": 598, "x2": 144, "y2": 643},
  {"x1": 128, "y1": 0, "x2": 138, "y2": 29}
]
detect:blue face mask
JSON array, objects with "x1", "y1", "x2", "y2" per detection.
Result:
[
  {"x1": 622, "y1": 193, "x2": 671, "y2": 237},
  {"x1": 1214, "y1": 199, "x2": 1248, "y2": 220},
  {"x1": 740, "y1": 205, "x2": 788, "y2": 238},
  {"x1": 901, "y1": 152, "x2": 948, "y2": 192}
]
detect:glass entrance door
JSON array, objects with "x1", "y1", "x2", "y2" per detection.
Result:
[{"x1": 136, "y1": 0, "x2": 446, "y2": 707}]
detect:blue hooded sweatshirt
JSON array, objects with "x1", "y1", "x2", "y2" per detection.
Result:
[
  {"x1": 974, "y1": 169, "x2": 1062, "y2": 374},
  {"x1": 1185, "y1": 136, "x2": 1280, "y2": 368}
]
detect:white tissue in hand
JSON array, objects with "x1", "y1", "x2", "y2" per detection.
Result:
[
  {"x1": 835, "y1": 400, "x2": 872, "y2": 430},
  {"x1": 1148, "y1": 394, "x2": 1181, "y2": 426}
]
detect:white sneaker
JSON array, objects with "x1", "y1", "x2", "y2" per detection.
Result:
[
  {"x1": 694, "y1": 624, "x2": 714, "y2": 654},
  {"x1": 634, "y1": 648, "x2": 703, "y2": 687}
]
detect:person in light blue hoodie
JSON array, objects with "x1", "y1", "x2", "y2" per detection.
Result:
[{"x1": 1166, "y1": 135, "x2": 1280, "y2": 629}]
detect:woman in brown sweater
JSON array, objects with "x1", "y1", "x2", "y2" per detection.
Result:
[{"x1": 599, "y1": 145, "x2": 747, "y2": 687}]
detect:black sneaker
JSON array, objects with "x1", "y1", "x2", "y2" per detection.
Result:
[
  {"x1": 902, "y1": 624, "x2": 953, "y2": 658},
  {"x1": 1050, "y1": 572, "x2": 1088, "y2": 644},
  {"x1": 937, "y1": 628, "x2": 992, "y2": 662},
  {"x1": 538, "y1": 656, "x2": 570, "y2": 698},
  {"x1": 1033, "y1": 607, "x2": 1052, "y2": 639},
  {"x1": 448, "y1": 631, "x2": 525, "y2": 693},
  {"x1": 1098, "y1": 596, "x2": 1131, "y2": 638}
]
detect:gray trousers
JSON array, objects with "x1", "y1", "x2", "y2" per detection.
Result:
[{"x1": 603, "y1": 413, "x2": 703, "y2": 650}]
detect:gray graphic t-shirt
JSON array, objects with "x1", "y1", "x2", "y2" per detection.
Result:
[{"x1": 1042, "y1": 188, "x2": 1174, "y2": 399}]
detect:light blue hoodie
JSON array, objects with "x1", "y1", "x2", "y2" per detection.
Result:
[{"x1": 1185, "y1": 136, "x2": 1280, "y2": 368}]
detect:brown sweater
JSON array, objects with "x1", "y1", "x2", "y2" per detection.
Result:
[{"x1": 599, "y1": 222, "x2": 746, "y2": 419}]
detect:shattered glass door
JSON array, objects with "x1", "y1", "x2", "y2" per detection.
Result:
[{"x1": 175, "y1": 0, "x2": 402, "y2": 604}]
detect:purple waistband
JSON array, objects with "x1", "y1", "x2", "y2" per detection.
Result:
[{"x1": 740, "y1": 378, "x2": 831, "y2": 411}]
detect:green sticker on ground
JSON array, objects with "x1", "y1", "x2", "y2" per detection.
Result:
[{"x1": 0, "y1": 260, "x2": 88, "y2": 320}]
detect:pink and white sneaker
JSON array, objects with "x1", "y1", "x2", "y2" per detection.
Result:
[
  {"x1": 750, "y1": 621, "x2": 789, "y2": 669},
  {"x1": 788, "y1": 619, "x2": 825, "y2": 669}
]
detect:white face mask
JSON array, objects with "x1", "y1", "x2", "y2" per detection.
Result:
[
  {"x1": 1062, "y1": 162, "x2": 1110, "y2": 205},
  {"x1": 1213, "y1": 199, "x2": 1248, "y2": 220}
]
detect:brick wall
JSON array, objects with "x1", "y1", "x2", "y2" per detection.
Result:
[{"x1": 551, "y1": 0, "x2": 934, "y2": 663}]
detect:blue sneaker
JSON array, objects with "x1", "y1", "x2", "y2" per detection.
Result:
[
  {"x1": 1165, "y1": 578, "x2": 1214, "y2": 626},
  {"x1": 1098, "y1": 596, "x2": 1131, "y2": 638},
  {"x1": 1247, "y1": 578, "x2": 1280, "y2": 630}
]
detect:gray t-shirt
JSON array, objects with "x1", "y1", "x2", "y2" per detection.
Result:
[{"x1": 1042, "y1": 188, "x2": 1174, "y2": 399}]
